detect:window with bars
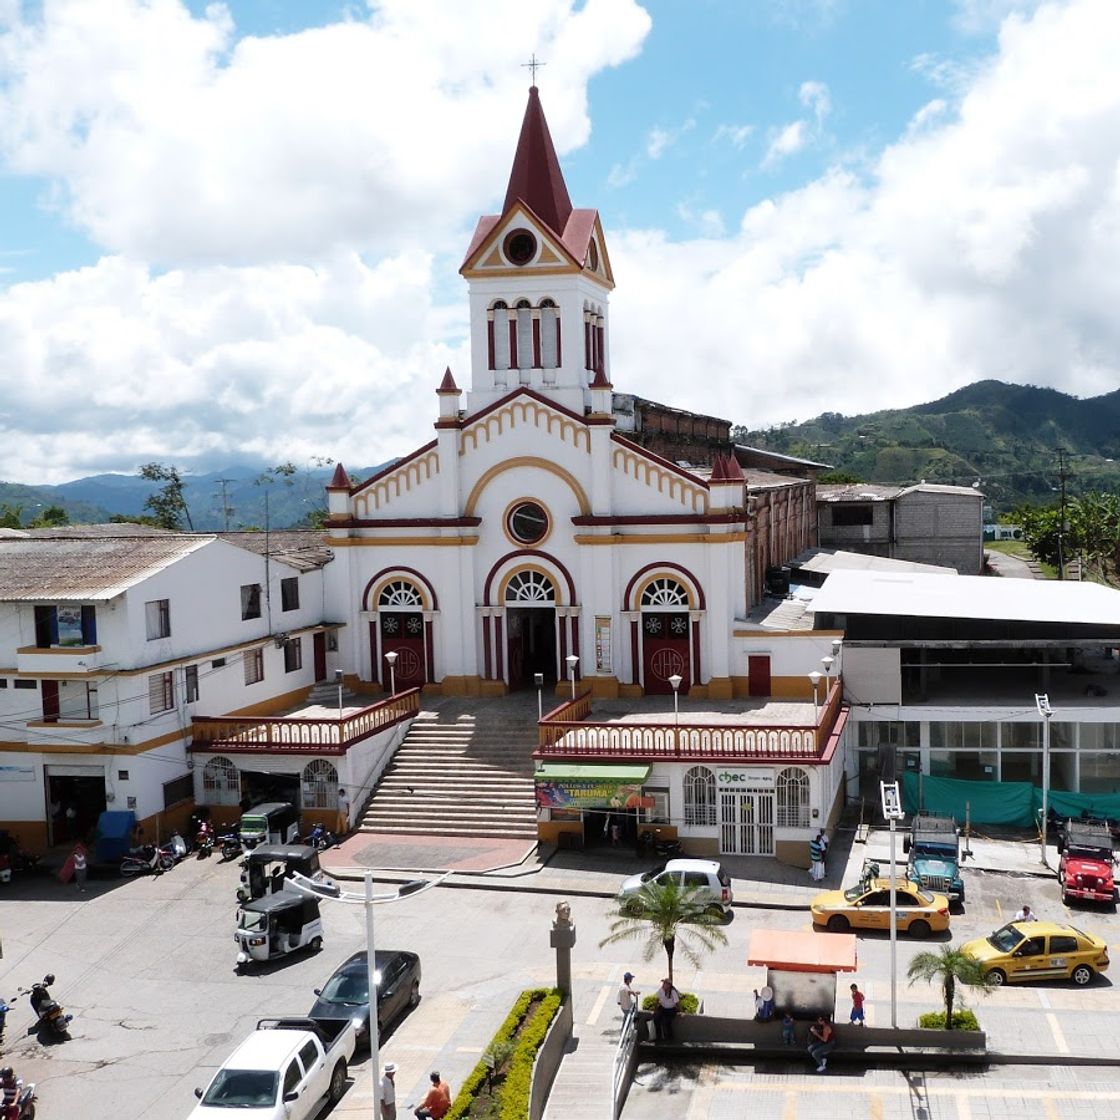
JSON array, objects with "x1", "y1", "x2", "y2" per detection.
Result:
[
  {"x1": 148, "y1": 671, "x2": 174, "y2": 714},
  {"x1": 202, "y1": 755, "x2": 241, "y2": 805},
  {"x1": 683, "y1": 766, "x2": 716, "y2": 826},
  {"x1": 243, "y1": 648, "x2": 264, "y2": 685},
  {"x1": 145, "y1": 598, "x2": 171, "y2": 639},
  {"x1": 184, "y1": 664, "x2": 199, "y2": 703},
  {"x1": 775, "y1": 767, "x2": 810, "y2": 828},
  {"x1": 505, "y1": 570, "x2": 555, "y2": 603},
  {"x1": 378, "y1": 580, "x2": 424, "y2": 608},
  {"x1": 301, "y1": 758, "x2": 339, "y2": 810},
  {"x1": 641, "y1": 577, "x2": 689, "y2": 608}
]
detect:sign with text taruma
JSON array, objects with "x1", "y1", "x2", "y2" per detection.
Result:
[{"x1": 535, "y1": 780, "x2": 653, "y2": 810}]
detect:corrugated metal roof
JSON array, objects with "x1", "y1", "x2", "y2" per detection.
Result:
[
  {"x1": 811, "y1": 570, "x2": 1120, "y2": 626},
  {"x1": 0, "y1": 535, "x2": 213, "y2": 601},
  {"x1": 219, "y1": 531, "x2": 334, "y2": 571}
]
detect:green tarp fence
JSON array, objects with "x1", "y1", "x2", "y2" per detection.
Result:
[{"x1": 900, "y1": 771, "x2": 1120, "y2": 828}]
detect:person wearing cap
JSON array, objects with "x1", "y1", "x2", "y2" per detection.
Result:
[
  {"x1": 617, "y1": 972, "x2": 640, "y2": 1015},
  {"x1": 380, "y1": 1062, "x2": 397, "y2": 1120}
]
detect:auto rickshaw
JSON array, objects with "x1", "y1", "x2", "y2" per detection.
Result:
[
  {"x1": 235, "y1": 891, "x2": 324, "y2": 969},
  {"x1": 237, "y1": 843, "x2": 325, "y2": 903},
  {"x1": 237, "y1": 802, "x2": 300, "y2": 850}
]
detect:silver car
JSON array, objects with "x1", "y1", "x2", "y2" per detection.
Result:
[{"x1": 617, "y1": 858, "x2": 734, "y2": 916}]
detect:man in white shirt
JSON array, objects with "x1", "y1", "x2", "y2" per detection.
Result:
[
  {"x1": 653, "y1": 978, "x2": 681, "y2": 1041},
  {"x1": 618, "y1": 972, "x2": 640, "y2": 1015},
  {"x1": 1014, "y1": 904, "x2": 1036, "y2": 922},
  {"x1": 379, "y1": 1062, "x2": 397, "y2": 1120}
]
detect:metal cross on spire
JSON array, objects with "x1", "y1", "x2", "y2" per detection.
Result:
[{"x1": 522, "y1": 53, "x2": 545, "y2": 86}]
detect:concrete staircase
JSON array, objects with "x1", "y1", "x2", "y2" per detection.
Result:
[{"x1": 358, "y1": 695, "x2": 540, "y2": 839}]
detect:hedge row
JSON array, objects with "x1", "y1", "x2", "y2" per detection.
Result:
[
  {"x1": 640, "y1": 991, "x2": 700, "y2": 1015},
  {"x1": 918, "y1": 1009, "x2": 981, "y2": 1031},
  {"x1": 446, "y1": 987, "x2": 563, "y2": 1120}
]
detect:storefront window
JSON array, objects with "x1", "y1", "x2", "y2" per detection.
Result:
[
  {"x1": 856, "y1": 749, "x2": 920, "y2": 800},
  {"x1": 1079, "y1": 724, "x2": 1120, "y2": 752},
  {"x1": 928, "y1": 750, "x2": 998, "y2": 781},
  {"x1": 1001, "y1": 723, "x2": 1041, "y2": 750},
  {"x1": 999, "y1": 752, "x2": 1041, "y2": 784},
  {"x1": 1078, "y1": 752, "x2": 1120, "y2": 794}
]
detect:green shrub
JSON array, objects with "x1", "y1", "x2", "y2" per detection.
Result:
[
  {"x1": 640, "y1": 991, "x2": 699, "y2": 1015},
  {"x1": 446, "y1": 987, "x2": 562, "y2": 1120},
  {"x1": 919, "y1": 1009, "x2": 981, "y2": 1031}
]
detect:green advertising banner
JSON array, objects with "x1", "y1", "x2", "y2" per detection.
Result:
[{"x1": 535, "y1": 764, "x2": 652, "y2": 810}]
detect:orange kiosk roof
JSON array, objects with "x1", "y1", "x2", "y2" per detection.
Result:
[{"x1": 747, "y1": 929, "x2": 858, "y2": 974}]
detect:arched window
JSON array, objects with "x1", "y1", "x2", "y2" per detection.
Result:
[
  {"x1": 640, "y1": 577, "x2": 690, "y2": 609},
  {"x1": 683, "y1": 765, "x2": 716, "y2": 827},
  {"x1": 776, "y1": 767, "x2": 810, "y2": 828},
  {"x1": 492, "y1": 301, "x2": 510, "y2": 371},
  {"x1": 515, "y1": 299, "x2": 533, "y2": 369},
  {"x1": 505, "y1": 570, "x2": 556, "y2": 604},
  {"x1": 202, "y1": 755, "x2": 240, "y2": 805},
  {"x1": 378, "y1": 580, "x2": 424, "y2": 609},
  {"x1": 302, "y1": 758, "x2": 339, "y2": 811},
  {"x1": 540, "y1": 298, "x2": 560, "y2": 368}
]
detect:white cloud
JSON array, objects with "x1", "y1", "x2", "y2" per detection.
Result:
[
  {"x1": 763, "y1": 80, "x2": 829, "y2": 168},
  {"x1": 950, "y1": 0, "x2": 1045, "y2": 34},
  {"x1": 712, "y1": 123, "x2": 754, "y2": 149},
  {"x1": 798, "y1": 79, "x2": 831, "y2": 126},
  {"x1": 763, "y1": 120, "x2": 808, "y2": 167},
  {"x1": 674, "y1": 203, "x2": 725, "y2": 238}
]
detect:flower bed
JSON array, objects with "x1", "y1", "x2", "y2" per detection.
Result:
[
  {"x1": 447, "y1": 987, "x2": 562, "y2": 1120},
  {"x1": 919, "y1": 1009, "x2": 981, "y2": 1031}
]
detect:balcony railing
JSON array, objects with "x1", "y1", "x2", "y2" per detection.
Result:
[
  {"x1": 536, "y1": 682, "x2": 843, "y2": 762},
  {"x1": 191, "y1": 688, "x2": 421, "y2": 756}
]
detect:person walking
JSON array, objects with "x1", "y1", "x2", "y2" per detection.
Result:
[
  {"x1": 379, "y1": 1062, "x2": 397, "y2": 1120},
  {"x1": 72, "y1": 842, "x2": 88, "y2": 893},
  {"x1": 808, "y1": 1016, "x2": 835, "y2": 1072},
  {"x1": 849, "y1": 983, "x2": 866, "y2": 1026},
  {"x1": 0, "y1": 994, "x2": 10, "y2": 1043},
  {"x1": 336, "y1": 787, "x2": 351, "y2": 836},
  {"x1": 652, "y1": 977, "x2": 681, "y2": 1042},
  {"x1": 781, "y1": 1010, "x2": 796, "y2": 1046},
  {"x1": 808, "y1": 833, "x2": 826, "y2": 882},
  {"x1": 618, "y1": 972, "x2": 641, "y2": 1016},
  {"x1": 413, "y1": 1070, "x2": 451, "y2": 1119}
]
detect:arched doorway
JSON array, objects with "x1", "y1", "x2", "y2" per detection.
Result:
[
  {"x1": 374, "y1": 579, "x2": 427, "y2": 690},
  {"x1": 504, "y1": 569, "x2": 557, "y2": 690},
  {"x1": 640, "y1": 576, "x2": 691, "y2": 695}
]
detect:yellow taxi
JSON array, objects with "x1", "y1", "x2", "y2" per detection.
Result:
[
  {"x1": 810, "y1": 878, "x2": 950, "y2": 938},
  {"x1": 961, "y1": 921, "x2": 1110, "y2": 986}
]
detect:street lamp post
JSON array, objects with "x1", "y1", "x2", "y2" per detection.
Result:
[
  {"x1": 668, "y1": 673, "x2": 682, "y2": 726},
  {"x1": 534, "y1": 672, "x2": 545, "y2": 722},
  {"x1": 880, "y1": 780, "x2": 905, "y2": 1029},
  {"x1": 820, "y1": 655, "x2": 834, "y2": 685},
  {"x1": 565, "y1": 654, "x2": 579, "y2": 700},
  {"x1": 384, "y1": 650, "x2": 398, "y2": 697},
  {"x1": 288, "y1": 871, "x2": 445, "y2": 1120},
  {"x1": 335, "y1": 668, "x2": 344, "y2": 720},
  {"x1": 807, "y1": 670, "x2": 823, "y2": 724},
  {"x1": 1035, "y1": 693, "x2": 1053, "y2": 865}
]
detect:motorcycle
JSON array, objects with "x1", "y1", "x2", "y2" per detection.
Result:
[
  {"x1": 120, "y1": 844, "x2": 175, "y2": 877},
  {"x1": 0, "y1": 1069, "x2": 37, "y2": 1120},
  {"x1": 304, "y1": 824, "x2": 336, "y2": 851},
  {"x1": 168, "y1": 832, "x2": 188, "y2": 862},
  {"x1": 218, "y1": 833, "x2": 242, "y2": 862},
  {"x1": 195, "y1": 823, "x2": 215, "y2": 860},
  {"x1": 639, "y1": 830, "x2": 683, "y2": 858},
  {"x1": 23, "y1": 976, "x2": 72, "y2": 1040}
]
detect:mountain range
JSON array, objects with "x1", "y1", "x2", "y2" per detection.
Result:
[{"x1": 736, "y1": 380, "x2": 1120, "y2": 512}]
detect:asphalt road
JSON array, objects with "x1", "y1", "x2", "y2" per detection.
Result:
[{"x1": 1, "y1": 848, "x2": 1118, "y2": 1119}]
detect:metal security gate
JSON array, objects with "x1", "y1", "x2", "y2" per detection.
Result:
[{"x1": 719, "y1": 788, "x2": 775, "y2": 855}]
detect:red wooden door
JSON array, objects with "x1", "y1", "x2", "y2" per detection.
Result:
[
  {"x1": 313, "y1": 632, "x2": 327, "y2": 682},
  {"x1": 380, "y1": 612, "x2": 426, "y2": 689},
  {"x1": 641, "y1": 613, "x2": 690, "y2": 694},
  {"x1": 41, "y1": 679, "x2": 60, "y2": 722},
  {"x1": 748, "y1": 655, "x2": 771, "y2": 698}
]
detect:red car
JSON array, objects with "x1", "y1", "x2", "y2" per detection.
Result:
[{"x1": 1059, "y1": 820, "x2": 1117, "y2": 905}]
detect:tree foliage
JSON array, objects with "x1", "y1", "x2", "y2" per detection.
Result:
[
  {"x1": 140, "y1": 463, "x2": 194, "y2": 530},
  {"x1": 598, "y1": 878, "x2": 728, "y2": 984},
  {"x1": 29, "y1": 505, "x2": 70, "y2": 528},
  {"x1": 0, "y1": 503, "x2": 23, "y2": 529},
  {"x1": 1017, "y1": 491, "x2": 1120, "y2": 586},
  {"x1": 906, "y1": 945, "x2": 996, "y2": 1027}
]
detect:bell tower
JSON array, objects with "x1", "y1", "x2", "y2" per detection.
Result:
[{"x1": 460, "y1": 86, "x2": 615, "y2": 417}]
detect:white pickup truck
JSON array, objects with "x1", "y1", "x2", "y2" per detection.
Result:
[{"x1": 189, "y1": 1016, "x2": 355, "y2": 1119}]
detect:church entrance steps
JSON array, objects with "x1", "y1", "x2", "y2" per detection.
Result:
[{"x1": 357, "y1": 694, "x2": 542, "y2": 840}]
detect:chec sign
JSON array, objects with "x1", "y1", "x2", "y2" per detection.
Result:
[{"x1": 716, "y1": 769, "x2": 774, "y2": 788}]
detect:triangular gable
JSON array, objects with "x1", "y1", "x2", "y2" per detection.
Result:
[
  {"x1": 461, "y1": 200, "x2": 582, "y2": 277},
  {"x1": 459, "y1": 387, "x2": 593, "y2": 458},
  {"x1": 349, "y1": 440, "x2": 442, "y2": 518},
  {"x1": 609, "y1": 432, "x2": 710, "y2": 514}
]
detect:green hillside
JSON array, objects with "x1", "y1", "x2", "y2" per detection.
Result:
[{"x1": 736, "y1": 380, "x2": 1120, "y2": 512}]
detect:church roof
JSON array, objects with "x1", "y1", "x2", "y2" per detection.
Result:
[{"x1": 503, "y1": 86, "x2": 572, "y2": 237}]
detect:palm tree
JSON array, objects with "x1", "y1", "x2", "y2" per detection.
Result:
[
  {"x1": 599, "y1": 878, "x2": 728, "y2": 985},
  {"x1": 906, "y1": 945, "x2": 996, "y2": 1027}
]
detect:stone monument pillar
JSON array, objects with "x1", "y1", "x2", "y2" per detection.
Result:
[{"x1": 550, "y1": 900, "x2": 577, "y2": 995}]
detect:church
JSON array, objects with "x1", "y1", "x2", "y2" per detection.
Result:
[{"x1": 323, "y1": 86, "x2": 817, "y2": 703}]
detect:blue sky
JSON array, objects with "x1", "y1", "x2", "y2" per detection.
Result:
[{"x1": 1, "y1": 1, "x2": 1117, "y2": 484}]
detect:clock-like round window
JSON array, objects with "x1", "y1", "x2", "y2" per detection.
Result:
[
  {"x1": 504, "y1": 229, "x2": 538, "y2": 266},
  {"x1": 507, "y1": 501, "x2": 549, "y2": 545}
]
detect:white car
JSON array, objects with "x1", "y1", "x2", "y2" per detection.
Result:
[
  {"x1": 617, "y1": 858, "x2": 734, "y2": 916},
  {"x1": 190, "y1": 1016, "x2": 354, "y2": 1120}
]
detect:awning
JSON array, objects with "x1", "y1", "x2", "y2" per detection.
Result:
[
  {"x1": 536, "y1": 764, "x2": 651, "y2": 782},
  {"x1": 747, "y1": 929, "x2": 857, "y2": 974},
  {"x1": 535, "y1": 763, "x2": 652, "y2": 810}
]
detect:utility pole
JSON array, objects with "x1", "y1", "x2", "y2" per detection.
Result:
[
  {"x1": 216, "y1": 478, "x2": 236, "y2": 532},
  {"x1": 1056, "y1": 448, "x2": 1068, "y2": 581}
]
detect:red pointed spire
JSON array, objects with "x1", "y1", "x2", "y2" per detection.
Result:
[
  {"x1": 590, "y1": 367, "x2": 611, "y2": 389},
  {"x1": 503, "y1": 87, "x2": 573, "y2": 236},
  {"x1": 437, "y1": 367, "x2": 460, "y2": 394},
  {"x1": 326, "y1": 462, "x2": 350, "y2": 490},
  {"x1": 724, "y1": 454, "x2": 744, "y2": 480},
  {"x1": 710, "y1": 456, "x2": 727, "y2": 481}
]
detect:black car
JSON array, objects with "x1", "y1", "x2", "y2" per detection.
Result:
[{"x1": 308, "y1": 949, "x2": 421, "y2": 1048}]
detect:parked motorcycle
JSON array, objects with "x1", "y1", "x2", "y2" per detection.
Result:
[
  {"x1": 0, "y1": 1067, "x2": 37, "y2": 1119},
  {"x1": 23, "y1": 976, "x2": 72, "y2": 1040},
  {"x1": 195, "y1": 822, "x2": 215, "y2": 860},
  {"x1": 120, "y1": 844, "x2": 175, "y2": 877},
  {"x1": 639, "y1": 830, "x2": 682, "y2": 858},
  {"x1": 168, "y1": 832, "x2": 188, "y2": 862},
  {"x1": 218, "y1": 833, "x2": 242, "y2": 862},
  {"x1": 304, "y1": 824, "x2": 337, "y2": 851}
]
